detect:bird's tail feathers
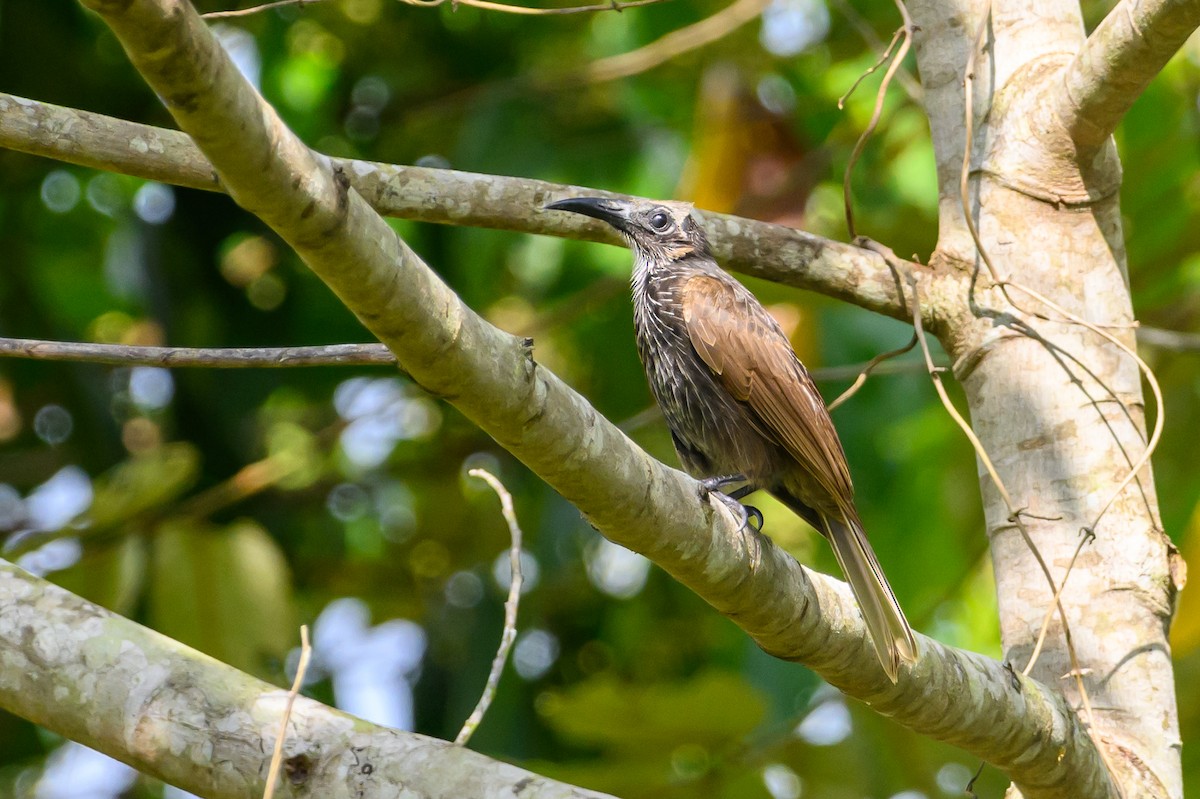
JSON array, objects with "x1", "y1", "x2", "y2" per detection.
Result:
[{"x1": 821, "y1": 511, "x2": 918, "y2": 683}]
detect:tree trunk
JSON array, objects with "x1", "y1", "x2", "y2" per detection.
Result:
[{"x1": 912, "y1": 0, "x2": 1185, "y2": 794}]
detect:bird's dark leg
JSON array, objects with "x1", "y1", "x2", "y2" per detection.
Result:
[{"x1": 697, "y1": 474, "x2": 763, "y2": 532}]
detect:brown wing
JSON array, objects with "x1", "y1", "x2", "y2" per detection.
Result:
[{"x1": 682, "y1": 273, "x2": 854, "y2": 505}]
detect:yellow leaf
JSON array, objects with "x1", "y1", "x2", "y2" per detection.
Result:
[{"x1": 1170, "y1": 503, "x2": 1199, "y2": 656}]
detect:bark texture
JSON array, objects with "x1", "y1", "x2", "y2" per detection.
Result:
[{"x1": 910, "y1": 0, "x2": 1183, "y2": 795}]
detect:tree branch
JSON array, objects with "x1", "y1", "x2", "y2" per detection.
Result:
[
  {"x1": 0, "y1": 92, "x2": 935, "y2": 326},
  {"x1": 1054, "y1": 0, "x2": 1200, "y2": 156},
  {"x1": 0, "y1": 338, "x2": 396, "y2": 367},
  {"x1": 203, "y1": 0, "x2": 669, "y2": 19},
  {"x1": 0, "y1": 563, "x2": 611, "y2": 799}
]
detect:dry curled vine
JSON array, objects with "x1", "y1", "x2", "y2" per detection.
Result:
[
  {"x1": 456, "y1": 468, "x2": 525, "y2": 746},
  {"x1": 840, "y1": 0, "x2": 914, "y2": 241}
]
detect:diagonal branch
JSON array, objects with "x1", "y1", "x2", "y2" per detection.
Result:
[
  {"x1": 35, "y1": 1, "x2": 1106, "y2": 796},
  {"x1": 0, "y1": 92, "x2": 936, "y2": 327},
  {"x1": 1053, "y1": 0, "x2": 1200, "y2": 155}
]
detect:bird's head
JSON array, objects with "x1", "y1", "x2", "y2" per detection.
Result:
[{"x1": 544, "y1": 196, "x2": 710, "y2": 262}]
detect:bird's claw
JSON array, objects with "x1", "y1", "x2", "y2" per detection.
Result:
[
  {"x1": 721, "y1": 495, "x2": 763, "y2": 533},
  {"x1": 698, "y1": 480, "x2": 763, "y2": 533}
]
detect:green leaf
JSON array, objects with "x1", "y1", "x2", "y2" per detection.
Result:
[
  {"x1": 539, "y1": 670, "x2": 766, "y2": 751},
  {"x1": 87, "y1": 442, "x2": 201, "y2": 532},
  {"x1": 50, "y1": 535, "x2": 147, "y2": 616},
  {"x1": 149, "y1": 518, "x2": 295, "y2": 676}
]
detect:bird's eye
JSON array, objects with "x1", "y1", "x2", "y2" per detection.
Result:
[{"x1": 648, "y1": 210, "x2": 671, "y2": 232}]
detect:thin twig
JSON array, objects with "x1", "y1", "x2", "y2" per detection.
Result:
[
  {"x1": 959, "y1": 2, "x2": 997, "y2": 282},
  {"x1": 457, "y1": 468, "x2": 525, "y2": 746},
  {"x1": 1137, "y1": 325, "x2": 1200, "y2": 352},
  {"x1": 1023, "y1": 528, "x2": 1095, "y2": 677},
  {"x1": 828, "y1": 0, "x2": 922, "y2": 103},
  {"x1": 814, "y1": 355, "x2": 933, "y2": 381},
  {"x1": 203, "y1": 0, "x2": 667, "y2": 18},
  {"x1": 842, "y1": 0, "x2": 913, "y2": 240},
  {"x1": 838, "y1": 27, "x2": 905, "y2": 110},
  {"x1": 0, "y1": 338, "x2": 397, "y2": 368},
  {"x1": 263, "y1": 625, "x2": 312, "y2": 799},
  {"x1": 582, "y1": 0, "x2": 770, "y2": 83},
  {"x1": 0, "y1": 334, "x2": 943, "y2": 376},
  {"x1": 827, "y1": 331, "x2": 918, "y2": 411},
  {"x1": 204, "y1": 0, "x2": 313, "y2": 17}
]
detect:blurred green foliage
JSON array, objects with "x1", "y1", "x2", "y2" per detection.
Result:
[{"x1": 0, "y1": 0, "x2": 1196, "y2": 797}]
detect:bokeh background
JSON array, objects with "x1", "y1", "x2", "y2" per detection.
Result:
[{"x1": 0, "y1": 0, "x2": 1197, "y2": 796}]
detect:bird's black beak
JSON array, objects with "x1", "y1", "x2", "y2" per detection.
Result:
[{"x1": 544, "y1": 197, "x2": 631, "y2": 231}]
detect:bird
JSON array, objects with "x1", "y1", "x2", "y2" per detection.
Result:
[{"x1": 545, "y1": 196, "x2": 918, "y2": 682}]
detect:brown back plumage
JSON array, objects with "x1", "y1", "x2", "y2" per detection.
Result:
[{"x1": 681, "y1": 274, "x2": 854, "y2": 505}]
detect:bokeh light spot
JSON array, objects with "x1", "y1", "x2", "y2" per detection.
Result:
[
  {"x1": 513, "y1": 629, "x2": 559, "y2": 680},
  {"x1": 40, "y1": 170, "x2": 81, "y2": 214},
  {"x1": 34, "y1": 405, "x2": 73, "y2": 445},
  {"x1": 132, "y1": 182, "x2": 175, "y2": 224},
  {"x1": 444, "y1": 570, "x2": 484, "y2": 608},
  {"x1": 795, "y1": 699, "x2": 852, "y2": 746},
  {"x1": 762, "y1": 763, "x2": 803, "y2": 799}
]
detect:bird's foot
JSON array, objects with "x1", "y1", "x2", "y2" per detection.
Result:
[
  {"x1": 697, "y1": 475, "x2": 763, "y2": 532},
  {"x1": 698, "y1": 473, "x2": 748, "y2": 494}
]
